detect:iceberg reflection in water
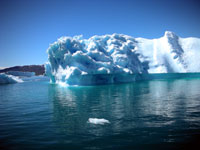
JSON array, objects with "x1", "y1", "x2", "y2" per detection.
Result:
[
  {"x1": 0, "y1": 77, "x2": 200, "y2": 149},
  {"x1": 48, "y1": 77, "x2": 200, "y2": 149}
]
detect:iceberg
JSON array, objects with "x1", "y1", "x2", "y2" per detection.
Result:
[
  {"x1": 6, "y1": 71, "x2": 35, "y2": 77},
  {"x1": 88, "y1": 118, "x2": 110, "y2": 125},
  {"x1": 0, "y1": 73, "x2": 23, "y2": 84},
  {"x1": 45, "y1": 31, "x2": 200, "y2": 85},
  {"x1": 21, "y1": 75, "x2": 49, "y2": 82}
]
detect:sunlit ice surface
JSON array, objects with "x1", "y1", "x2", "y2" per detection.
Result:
[{"x1": 45, "y1": 31, "x2": 200, "y2": 85}]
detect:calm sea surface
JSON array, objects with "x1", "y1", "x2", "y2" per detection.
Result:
[{"x1": 0, "y1": 78, "x2": 200, "y2": 150}]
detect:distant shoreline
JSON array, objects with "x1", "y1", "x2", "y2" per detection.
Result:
[{"x1": 0, "y1": 65, "x2": 45, "y2": 76}]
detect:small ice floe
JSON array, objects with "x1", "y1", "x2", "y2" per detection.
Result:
[
  {"x1": 0, "y1": 73, "x2": 23, "y2": 84},
  {"x1": 88, "y1": 118, "x2": 110, "y2": 125}
]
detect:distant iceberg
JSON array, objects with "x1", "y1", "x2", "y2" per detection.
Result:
[
  {"x1": 88, "y1": 118, "x2": 110, "y2": 125},
  {"x1": 0, "y1": 73, "x2": 23, "y2": 84},
  {"x1": 6, "y1": 71, "x2": 35, "y2": 77},
  {"x1": 45, "y1": 31, "x2": 200, "y2": 85},
  {"x1": 21, "y1": 75, "x2": 49, "y2": 82}
]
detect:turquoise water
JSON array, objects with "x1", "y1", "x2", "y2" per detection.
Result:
[{"x1": 0, "y1": 78, "x2": 200, "y2": 149}]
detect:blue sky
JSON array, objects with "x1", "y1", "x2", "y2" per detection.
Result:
[{"x1": 0, "y1": 0, "x2": 200, "y2": 67}]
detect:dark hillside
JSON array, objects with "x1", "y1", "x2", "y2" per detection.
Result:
[{"x1": 0, "y1": 65, "x2": 45, "y2": 75}]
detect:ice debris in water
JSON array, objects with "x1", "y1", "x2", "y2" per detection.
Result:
[
  {"x1": 45, "y1": 31, "x2": 200, "y2": 85},
  {"x1": 88, "y1": 118, "x2": 110, "y2": 125}
]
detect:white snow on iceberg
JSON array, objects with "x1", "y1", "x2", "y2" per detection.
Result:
[
  {"x1": 88, "y1": 118, "x2": 110, "y2": 125},
  {"x1": 45, "y1": 31, "x2": 200, "y2": 85},
  {"x1": 0, "y1": 73, "x2": 23, "y2": 84}
]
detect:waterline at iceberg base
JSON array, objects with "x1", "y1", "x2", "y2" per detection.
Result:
[
  {"x1": 49, "y1": 73, "x2": 200, "y2": 86},
  {"x1": 45, "y1": 31, "x2": 200, "y2": 85}
]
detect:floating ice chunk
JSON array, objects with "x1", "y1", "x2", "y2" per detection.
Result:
[
  {"x1": 0, "y1": 73, "x2": 23, "y2": 84},
  {"x1": 88, "y1": 118, "x2": 110, "y2": 125}
]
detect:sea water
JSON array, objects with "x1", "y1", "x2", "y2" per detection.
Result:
[{"x1": 0, "y1": 76, "x2": 200, "y2": 149}]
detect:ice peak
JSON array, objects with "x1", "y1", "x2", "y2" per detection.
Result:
[{"x1": 164, "y1": 31, "x2": 178, "y2": 38}]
